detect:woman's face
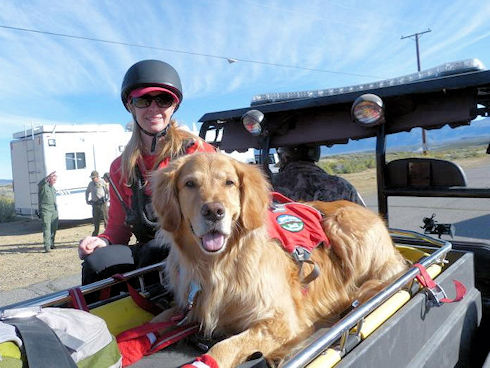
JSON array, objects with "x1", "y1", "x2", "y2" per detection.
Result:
[{"x1": 129, "y1": 91, "x2": 177, "y2": 134}]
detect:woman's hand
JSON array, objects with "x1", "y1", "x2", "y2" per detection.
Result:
[{"x1": 78, "y1": 236, "x2": 108, "y2": 259}]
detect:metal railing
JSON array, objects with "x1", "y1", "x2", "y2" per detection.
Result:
[{"x1": 283, "y1": 229, "x2": 451, "y2": 368}]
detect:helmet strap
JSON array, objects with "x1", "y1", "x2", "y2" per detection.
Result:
[{"x1": 134, "y1": 118, "x2": 170, "y2": 153}]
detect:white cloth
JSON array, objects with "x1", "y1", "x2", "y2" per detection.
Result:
[
  {"x1": 35, "y1": 307, "x2": 113, "y2": 363},
  {"x1": 0, "y1": 321, "x2": 22, "y2": 347}
]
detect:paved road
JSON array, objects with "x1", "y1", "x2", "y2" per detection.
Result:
[
  {"x1": 364, "y1": 163, "x2": 490, "y2": 244},
  {"x1": 0, "y1": 273, "x2": 80, "y2": 309},
  {"x1": 1, "y1": 162, "x2": 488, "y2": 308}
]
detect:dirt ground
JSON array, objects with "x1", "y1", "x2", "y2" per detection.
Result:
[
  {"x1": 0, "y1": 220, "x2": 94, "y2": 291},
  {"x1": 0, "y1": 156, "x2": 487, "y2": 293}
]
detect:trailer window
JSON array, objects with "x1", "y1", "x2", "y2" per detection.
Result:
[{"x1": 65, "y1": 152, "x2": 86, "y2": 170}]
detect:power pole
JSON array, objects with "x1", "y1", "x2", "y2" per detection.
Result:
[{"x1": 401, "y1": 28, "x2": 431, "y2": 155}]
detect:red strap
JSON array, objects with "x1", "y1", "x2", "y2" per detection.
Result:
[
  {"x1": 112, "y1": 274, "x2": 164, "y2": 315},
  {"x1": 413, "y1": 264, "x2": 466, "y2": 304},
  {"x1": 99, "y1": 287, "x2": 111, "y2": 301},
  {"x1": 68, "y1": 287, "x2": 89, "y2": 312},
  {"x1": 116, "y1": 320, "x2": 199, "y2": 365},
  {"x1": 118, "y1": 335, "x2": 152, "y2": 367},
  {"x1": 147, "y1": 324, "x2": 199, "y2": 355},
  {"x1": 181, "y1": 354, "x2": 219, "y2": 368},
  {"x1": 271, "y1": 191, "x2": 294, "y2": 204},
  {"x1": 117, "y1": 320, "x2": 183, "y2": 342}
]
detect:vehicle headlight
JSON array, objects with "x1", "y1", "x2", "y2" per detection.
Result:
[
  {"x1": 241, "y1": 110, "x2": 264, "y2": 136},
  {"x1": 351, "y1": 94, "x2": 385, "y2": 127}
]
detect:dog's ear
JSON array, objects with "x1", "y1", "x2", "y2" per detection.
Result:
[
  {"x1": 234, "y1": 161, "x2": 270, "y2": 230},
  {"x1": 151, "y1": 162, "x2": 182, "y2": 232}
]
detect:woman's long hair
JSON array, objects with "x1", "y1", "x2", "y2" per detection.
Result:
[{"x1": 120, "y1": 119, "x2": 204, "y2": 186}]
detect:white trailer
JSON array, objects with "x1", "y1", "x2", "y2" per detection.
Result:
[{"x1": 10, "y1": 124, "x2": 131, "y2": 220}]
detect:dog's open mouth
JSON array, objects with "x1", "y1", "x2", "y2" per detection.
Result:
[{"x1": 201, "y1": 230, "x2": 226, "y2": 252}]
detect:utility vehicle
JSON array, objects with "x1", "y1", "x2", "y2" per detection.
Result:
[{"x1": 1, "y1": 59, "x2": 489, "y2": 367}]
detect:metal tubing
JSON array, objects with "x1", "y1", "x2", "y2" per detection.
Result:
[
  {"x1": 375, "y1": 125, "x2": 388, "y2": 220},
  {"x1": 384, "y1": 187, "x2": 490, "y2": 198},
  {"x1": 283, "y1": 231, "x2": 451, "y2": 368}
]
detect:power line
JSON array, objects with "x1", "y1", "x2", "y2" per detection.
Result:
[{"x1": 0, "y1": 24, "x2": 381, "y2": 79}]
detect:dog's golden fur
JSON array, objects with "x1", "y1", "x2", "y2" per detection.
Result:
[{"x1": 151, "y1": 152, "x2": 408, "y2": 368}]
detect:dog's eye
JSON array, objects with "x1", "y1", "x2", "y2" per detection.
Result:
[
  {"x1": 185, "y1": 180, "x2": 195, "y2": 188},
  {"x1": 225, "y1": 179, "x2": 235, "y2": 186}
]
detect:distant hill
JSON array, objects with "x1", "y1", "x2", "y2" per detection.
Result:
[
  {"x1": 322, "y1": 117, "x2": 490, "y2": 155},
  {"x1": 0, "y1": 180, "x2": 12, "y2": 186}
]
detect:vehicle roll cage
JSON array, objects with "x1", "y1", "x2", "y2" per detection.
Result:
[{"x1": 199, "y1": 68, "x2": 490, "y2": 220}]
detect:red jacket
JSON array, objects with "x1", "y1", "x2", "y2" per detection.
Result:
[{"x1": 99, "y1": 141, "x2": 215, "y2": 245}]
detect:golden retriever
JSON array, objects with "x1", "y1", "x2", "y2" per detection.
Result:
[{"x1": 151, "y1": 152, "x2": 408, "y2": 368}]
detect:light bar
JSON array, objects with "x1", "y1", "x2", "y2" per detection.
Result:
[{"x1": 251, "y1": 59, "x2": 485, "y2": 106}]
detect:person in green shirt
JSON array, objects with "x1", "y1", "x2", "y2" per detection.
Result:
[
  {"x1": 38, "y1": 171, "x2": 58, "y2": 253},
  {"x1": 85, "y1": 170, "x2": 109, "y2": 236}
]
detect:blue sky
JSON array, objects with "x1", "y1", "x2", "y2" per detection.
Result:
[{"x1": 1, "y1": 0, "x2": 489, "y2": 179}]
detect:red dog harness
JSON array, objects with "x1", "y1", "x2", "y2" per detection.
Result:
[{"x1": 267, "y1": 192, "x2": 329, "y2": 283}]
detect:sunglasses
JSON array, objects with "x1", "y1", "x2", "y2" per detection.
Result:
[{"x1": 131, "y1": 93, "x2": 175, "y2": 109}]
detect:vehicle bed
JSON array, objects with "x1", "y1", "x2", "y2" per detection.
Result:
[
  {"x1": 0, "y1": 230, "x2": 483, "y2": 368},
  {"x1": 2, "y1": 59, "x2": 489, "y2": 367}
]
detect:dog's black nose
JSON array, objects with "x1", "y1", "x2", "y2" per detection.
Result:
[{"x1": 201, "y1": 202, "x2": 225, "y2": 222}]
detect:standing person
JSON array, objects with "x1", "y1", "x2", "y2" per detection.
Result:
[
  {"x1": 102, "y1": 172, "x2": 110, "y2": 187},
  {"x1": 85, "y1": 170, "x2": 109, "y2": 236},
  {"x1": 272, "y1": 145, "x2": 365, "y2": 205},
  {"x1": 78, "y1": 59, "x2": 215, "y2": 284},
  {"x1": 102, "y1": 172, "x2": 111, "y2": 205},
  {"x1": 38, "y1": 171, "x2": 58, "y2": 253}
]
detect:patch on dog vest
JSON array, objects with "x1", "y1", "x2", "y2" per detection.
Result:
[
  {"x1": 268, "y1": 192, "x2": 330, "y2": 255},
  {"x1": 276, "y1": 214, "x2": 304, "y2": 232}
]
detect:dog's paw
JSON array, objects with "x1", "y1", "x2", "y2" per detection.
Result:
[{"x1": 182, "y1": 354, "x2": 219, "y2": 368}]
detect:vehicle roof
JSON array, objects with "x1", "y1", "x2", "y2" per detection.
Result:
[
  {"x1": 199, "y1": 69, "x2": 490, "y2": 152},
  {"x1": 12, "y1": 124, "x2": 127, "y2": 139}
]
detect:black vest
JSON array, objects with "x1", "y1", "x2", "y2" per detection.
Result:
[
  {"x1": 124, "y1": 139, "x2": 197, "y2": 243},
  {"x1": 124, "y1": 167, "x2": 158, "y2": 243}
]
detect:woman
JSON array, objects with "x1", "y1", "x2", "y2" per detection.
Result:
[{"x1": 78, "y1": 59, "x2": 215, "y2": 284}]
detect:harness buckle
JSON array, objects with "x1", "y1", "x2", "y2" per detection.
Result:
[
  {"x1": 292, "y1": 247, "x2": 311, "y2": 263},
  {"x1": 270, "y1": 202, "x2": 286, "y2": 213},
  {"x1": 177, "y1": 281, "x2": 201, "y2": 326},
  {"x1": 293, "y1": 247, "x2": 320, "y2": 285},
  {"x1": 425, "y1": 284, "x2": 448, "y2": 308}
]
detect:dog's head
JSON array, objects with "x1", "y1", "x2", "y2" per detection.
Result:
[{"x1": 151, "y1": 152, "x2": 270, "y2": 255}]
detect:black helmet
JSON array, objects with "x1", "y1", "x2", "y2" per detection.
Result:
[
  {"x1": 277, "y1": 145, "x2": 321, "y2": 163},
  {"x1": 121, "y1": 59, "x2": 183, "y2": 111}
]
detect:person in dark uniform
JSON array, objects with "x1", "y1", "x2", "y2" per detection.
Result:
[
  {"x1": 77, "y1": 59, "x2": 215, "y2": 285},
  {"x1": 38, "y1": 171, "x2": 58, "y2": 253},
  {"x1": 85, "y1": 170, "x2": 109, "y2": 236},
  {"x1": 272, "y1": 145, "x2": 365, "y2": 205}
]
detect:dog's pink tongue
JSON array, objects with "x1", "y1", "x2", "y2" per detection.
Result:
[{"x1": 202, "y1": 232, "x2": 225, "y2": 252}]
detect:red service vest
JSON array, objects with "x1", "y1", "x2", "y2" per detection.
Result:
[{"x1": 267, "y1": 192, "x2": 329, "y2": 258}]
